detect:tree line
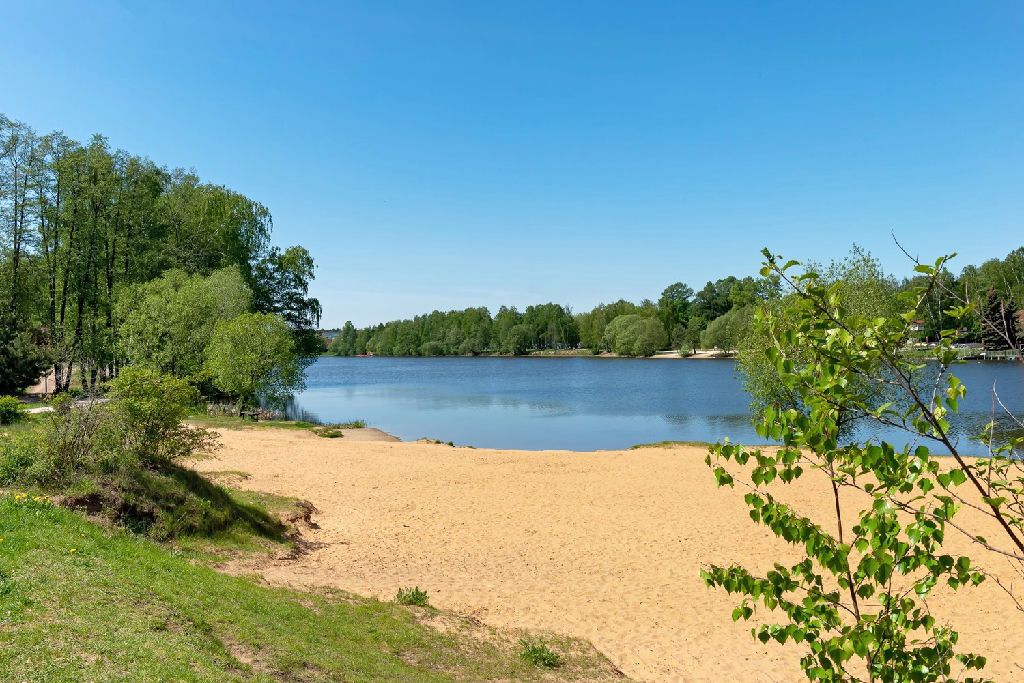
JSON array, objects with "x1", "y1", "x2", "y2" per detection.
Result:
[
  {"x1": 327, "y1": 245, "x2": 1024, "y2": 358},
  {"x1": 0, "y1": 113, "x2": 321, "y2": 402}
]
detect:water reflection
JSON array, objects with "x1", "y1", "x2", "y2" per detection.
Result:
[{"x1": 290, "y1": 357, "x2": 1024, "y2": 454}]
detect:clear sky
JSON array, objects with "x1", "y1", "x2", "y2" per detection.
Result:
[{"x1": 3, "y1": 1, "x2": 1022, "y2": 327}]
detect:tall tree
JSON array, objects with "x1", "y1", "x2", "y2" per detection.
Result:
[{"x1": 657, "y1": 282, "x2": 693, "y2": 336}]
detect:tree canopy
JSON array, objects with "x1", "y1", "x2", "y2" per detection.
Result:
[
  {"x1": 205, "y1": 313, "x2": 305, "y2": 411},
  {"x1": 0, "y1": 112, "x2": 320, "y2": 394}
]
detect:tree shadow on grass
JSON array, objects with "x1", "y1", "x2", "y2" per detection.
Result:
[{"x1": 67, "y1": 462, "x2": 291, "y2": 543}]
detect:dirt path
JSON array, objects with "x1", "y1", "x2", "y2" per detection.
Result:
[{"x1": 190, "y1": 428, "x2": 1024, "y2": 682}]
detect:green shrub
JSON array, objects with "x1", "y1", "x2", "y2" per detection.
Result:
[
  {"x1": 395, "y1": 586, "x2": 430, "y2": 607},
  {"x1": 337, "y1": 419, "x2": 366, "y2": 429},
  {"x1": 519, "y1": 639, "x2": 562, "y2": 668},
  {"x1": 314, "y1": 426, "x2": 344, "y2": 438},
  {"x1": 0, "y1": 371, "x2": 277, "y2": 541},
  {"x1": 0, "y1": 396, "x2": 24, "y2": 425},
  {"x1": 108, "y1": 367, "x2": 210, "y2": 465}
]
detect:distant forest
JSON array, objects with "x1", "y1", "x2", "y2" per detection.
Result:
[{"x1": 326, "y1": 246, "x2": 1024, "y2": 358}]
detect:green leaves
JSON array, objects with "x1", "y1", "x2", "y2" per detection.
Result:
[
  {"x1": 205, "y1": 312, "x2": 305, "y2": 410},
  {"x1": 703, "y1": 248, "x2": 999, "y2": 682}
]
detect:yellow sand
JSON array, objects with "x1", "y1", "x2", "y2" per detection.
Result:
[{"x1": 190, "y1": 429, "x2": 1024, "y2": 682}]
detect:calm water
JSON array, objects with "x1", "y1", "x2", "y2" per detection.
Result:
[{"x1": 290, "y1": 356, "x2": 1024, "y2": 454}]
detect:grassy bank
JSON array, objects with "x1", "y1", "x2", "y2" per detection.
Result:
[
  {"x1": 1, "y1": 388, "x2": 622, "y2": 681},
  {"x1": 0, "y1": 493, "x2": 623, "y2": 681}
]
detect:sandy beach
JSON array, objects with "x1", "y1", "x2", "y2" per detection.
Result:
[{"x1": 190, "y1": 429, "x2": 1024, "y2": 682}]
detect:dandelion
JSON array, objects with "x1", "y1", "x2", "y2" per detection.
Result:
[{"x1": 70, "y1": 548, "x2": 76, "y2": 553}]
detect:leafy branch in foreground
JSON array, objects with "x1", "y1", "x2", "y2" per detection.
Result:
[{"x1": 703, "y1": 248, "x2": 1024, "y2": 682}]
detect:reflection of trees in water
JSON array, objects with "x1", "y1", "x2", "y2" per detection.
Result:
[
  {"x1": 281, "y1": 397, "x2": 323, "y2": 425},
  {"x1": 958, "y1": 412, "x2": 1024, "y2": 453},
  {"x1": 662, "y1": 413, "x2": 755, "y2": 430},
  {"x1": 407, "y1": 392, "x2": 578, "y2": 417},
  {"x1": 660, "y1": 408, "x2": 1019, "y2": 457}
]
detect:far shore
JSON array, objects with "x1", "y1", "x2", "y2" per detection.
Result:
[{"x1": 320, "y1": 349, "x2": 738, "y2": 360}]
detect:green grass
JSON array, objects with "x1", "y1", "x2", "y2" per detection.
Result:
[
  {"x1": 0, "y1": 494, "x2": 624, "y2": 681},
  {"x1": 187, "y1": 414, "x2": 321, "y2": 432},
  {"x1": 189, "y1": 416, "x2": 370, "y2": 435},
  {"x1": 0, "y1": 412, "x2": 47, "y2": 437},
  {"x1": 519, "y1": 638, "x2": 564, "y2": 668},
  {"x1": 628, "y1": 440, "x2": 715, "y2": 450},
  {"x1": 395, "y1": 586, "x2": 431, "y2": 607}
]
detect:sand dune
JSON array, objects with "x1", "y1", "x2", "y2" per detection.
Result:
[{"x1": 190, "y1": 429, "x2": 1024, "y2": 682}]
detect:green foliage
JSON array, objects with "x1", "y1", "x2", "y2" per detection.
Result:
[
  {"x1": 116, "y1": 268, "x2": 251, "y2": 378},
  {"x1": 980, "y1": 288, "x2": 1019, "y2": 351},
  {"x1": 328, "y1": 320, "x2": 359, "y2": 355},
  {"x1": 519, "y1": 639, "x2": 563, "y2": 668},
  {"x1": 737, "y1": 246, "x2": 901, "y2": 420},
  {"x1": 0, "y1": 316, "x2": 50, "y2": 395},
  {"x1": 107, "y1": 367, "x2": 206, "y2": 465},
  {"x1": 699, "y1": 305, "x2": 753, "y2": 351},
  {"x1": 702, "y1": 248, "x2": 1024, "y2": 682},
  {"x1": 252, "y1": 246, "x2": 322, "y2": 332},
  {"x1": 602, "y1": 314, "x2": 668, "y2": 356},
  {"x1": 337, "y1": 419, "x2": 367, "y2": 429},
  {"x1": 205, "y1": 312, "x2": 305, "y2": 411},
  {"x1": 0, "y1": 113, "x2": 318, "y2": 395},
  {"x1": 0, "y1": 371, "x2": 249, "y2": 539},
  {"x1": 658, "y1": 282, "x2": 694, "y2": 336},
  {"x1": 0, "y1": 396, "x2": 25, "y2": 425},
  {"x1": 395, "y1": 586, "x2": 430, "y2": 607},
  {"x1": 679, "y1": 315, "x2": 706, "y2": 353}
]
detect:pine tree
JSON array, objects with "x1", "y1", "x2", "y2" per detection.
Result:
[{"x1": 981, "y1": 288, "x2": 1019, "y2": 351}]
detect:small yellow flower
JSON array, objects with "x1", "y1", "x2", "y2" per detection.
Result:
[{"x1": 70, "y1": 548, "x2": 76, "y2": 553}]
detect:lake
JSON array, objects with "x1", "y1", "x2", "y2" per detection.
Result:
[{"x1": 290, "y1": 356, "x2": 1024, "y2": 454}]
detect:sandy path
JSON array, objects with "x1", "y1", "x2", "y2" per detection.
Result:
[{"x1": 191, "y1": 429, "x2": 1024, "y2": 682}]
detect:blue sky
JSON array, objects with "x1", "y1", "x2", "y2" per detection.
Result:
[{"x1": 3, "y1": 1, "x2": 1022, "y2": 327}]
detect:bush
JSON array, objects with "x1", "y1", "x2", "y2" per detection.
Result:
[
  {"x1": 519, "y1": 639, "x2": 562, "y2": 668},
  {"x1": 107, "y1": 367, "x2": 211, "y2": 465},
  {"x1": 601, "y1": 315, "x2": 667, "y2": 356},
  {"x1": 0, "y1": 371, "x2": 264, "y2": 540},
  {"x1": 394, "y1": 586, "x2": 430, "y2": 607},
  {"x1": 0, "y1": 396, "x2": 25, "y2": 425}
]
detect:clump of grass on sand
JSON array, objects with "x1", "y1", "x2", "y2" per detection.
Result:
[
  {"x1": 395, "y1": 586, "x2": 431, "y2": 607},
  {"x1": 520, "y1": 638, "x2": 564, "y2": 668},
  {"x1": 187, "y1": 414, "x2": 321, "y2": 432},
  {"x1": 314, "y1": 425, "x2": 345, "y2": 438},
  {"x1": 628, "y1": 440, "x2": 713, "y2": 450}
]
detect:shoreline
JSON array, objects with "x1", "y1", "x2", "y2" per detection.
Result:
[
  {"x1": 319, "y1": 349, "x2": 738, "y2": 360},
  {"x1": 189, "y1": 427, "x2": 1024, "y2": 681}
]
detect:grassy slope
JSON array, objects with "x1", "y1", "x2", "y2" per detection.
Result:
[{"x1": 0, "y1": 494, "x2": 621, "y2": 681}]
